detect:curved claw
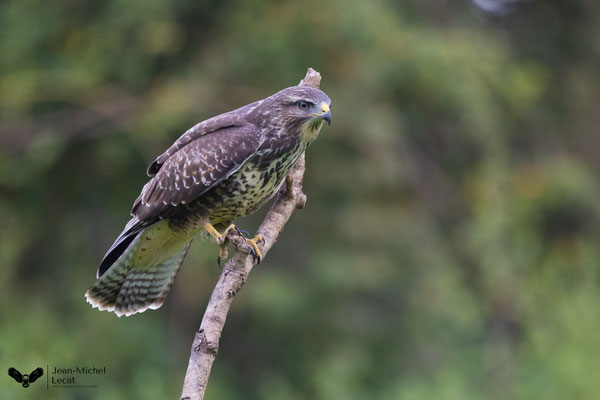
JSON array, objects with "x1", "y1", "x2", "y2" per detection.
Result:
[
  {"x1": 246, "y1": 235, "x2": 262, "y2": 265},
  {"x1": 206, "y1": 222, "x2": 263, "y2": 266},
  {"x1": 249, "y1": 247, "x2": 261, "y2": 265},
  {"x1": 255, "y1": 234, "x2": 265, "y2": 245},
  {"x1": 234, "y1": 227, "x2": 250, "y2": 237}
]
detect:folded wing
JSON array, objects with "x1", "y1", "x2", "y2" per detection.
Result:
[{"x1": 132, "y1": 125, "x2": 262, "y2": 221}]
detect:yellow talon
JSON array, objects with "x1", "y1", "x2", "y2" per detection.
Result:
[
  {"x1": 253, "y1": 233, "x2": 263, "y2": 245},
  {"x1": 203, "y1": 223, "x2": 236, "y2": 245},
  {"x1": 246, "y1": 234, "x2": 262, "y2": 264},
  {"x1": 204, "y1": 223, "x2": 236, "y2": 267},
  {"x1": 203, "y1": 223, "x2": 262, "y2": 265}
]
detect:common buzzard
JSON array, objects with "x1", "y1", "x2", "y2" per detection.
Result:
[{"x1": 85, "y1": 82, "x2": 331, "y2": 316}]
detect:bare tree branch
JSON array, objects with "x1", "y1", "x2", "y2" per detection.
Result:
[{"x1": 180, "y1": 68, "x2": 321, "y2": 400}]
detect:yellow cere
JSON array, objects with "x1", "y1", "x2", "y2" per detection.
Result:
[{"x1": 321, "y1": 103, "x2": 330, "y2": 113}]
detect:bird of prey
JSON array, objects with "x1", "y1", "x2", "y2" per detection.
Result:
[
  {"x1": 8, "y1": 367, "x2": 44, "y2": 388},
  {"x1": 85, "y1": 84, "x2": 331, "y2": 317}
]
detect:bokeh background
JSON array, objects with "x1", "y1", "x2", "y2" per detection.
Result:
[{"x1": 2, "y1": 0, "x2": 600, "y2": 398}]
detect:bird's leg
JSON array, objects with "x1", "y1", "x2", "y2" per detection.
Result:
[
  {"x1": 203, "y1": 223, "x2": 237, "y2": 267},
  {"x1": 203, "y1": 223, "x2": 236, "y2": 245},
  {"x1": 236, "y1": 231, "x2": 264, "y2": 265},
  {"x1": 247, "y1": 234, "x2": 264, "y2": 264},
  {"x1": 203, "y1": 223, "x2": 264, "y2": 265}
]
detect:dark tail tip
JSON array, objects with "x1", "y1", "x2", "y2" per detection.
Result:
[{"x1": 98, "y1": 233, "x2": 138, "y2": 277}]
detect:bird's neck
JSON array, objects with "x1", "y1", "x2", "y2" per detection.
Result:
[{"x1": 300, "y1": 119, "x2": 324, "y2": 145}]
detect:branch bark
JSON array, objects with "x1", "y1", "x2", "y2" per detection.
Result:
[{"x1": 180, "y1": 68, "x2": 322, "y2": 400}]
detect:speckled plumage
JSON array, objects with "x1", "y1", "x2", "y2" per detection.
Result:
[{"x1": 86, "y1": 85, "x2": 331, "y2": 316}]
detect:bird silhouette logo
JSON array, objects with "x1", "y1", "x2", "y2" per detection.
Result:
[{"x1": 8, "y1": 367, "x2": 43, "y2": 388}]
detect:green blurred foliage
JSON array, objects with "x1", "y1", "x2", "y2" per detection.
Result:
[{"x1": 1, "y1": 0, "x2": 600, "y2": 398}]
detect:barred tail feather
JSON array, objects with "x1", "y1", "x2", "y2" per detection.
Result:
[
  {"x1": 85, "y1": 234, "x2": 141, "y2": 312},
  {"x1": 85, "y1": 239, "x2": 192, "y2": 317}
]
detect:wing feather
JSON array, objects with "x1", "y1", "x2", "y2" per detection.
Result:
[
  {"x1": 132, "y1": 125, "x2": 262, "y2": 221},
  {"x1": 146, "y1": 100, "x2": 263, "y2": 176}
]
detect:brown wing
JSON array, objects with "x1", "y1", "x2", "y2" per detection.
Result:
[
  {"x1": 146, "y1": 100, "x2": 264, "y2": 176},
  {"x1": 132, "y1": 124, "x2": 262, "y2": 221}
]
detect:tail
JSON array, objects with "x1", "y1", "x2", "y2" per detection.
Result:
[{"x1": 85, "y1": 226, "x2": 192, "y2": 317}]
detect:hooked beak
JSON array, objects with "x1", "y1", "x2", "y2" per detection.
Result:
[{"x1": 321, "y1": 103, "x2": 331, "y2": 125}]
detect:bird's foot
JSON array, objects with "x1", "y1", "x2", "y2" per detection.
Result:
[
  {"x1": 204, "y1": 223, "x2": 237, "y2": 244},
  {"x1": 232, "y1": 227, "x2": 264, "y2": 264},
  {"x1": 204, "y1": 223, "x2": 263, "y2": 266},
  {"x1": 244, "y1": 234, "x2": 263, "y2": 265},
  {"x1": 234, "y1": 227, "x2": 250, "y2": 237},
  {"x1": 205, "y1": 223, "x2": 236, "y2": 267}
]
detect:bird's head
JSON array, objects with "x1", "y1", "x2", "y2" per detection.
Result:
[{"x1": 267, "y1": 86, "x2": 331, "y2": 142}]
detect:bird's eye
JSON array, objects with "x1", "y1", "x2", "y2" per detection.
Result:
[{"x1": 297, "y1": 101, "x2": 310, "y2": 110}]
